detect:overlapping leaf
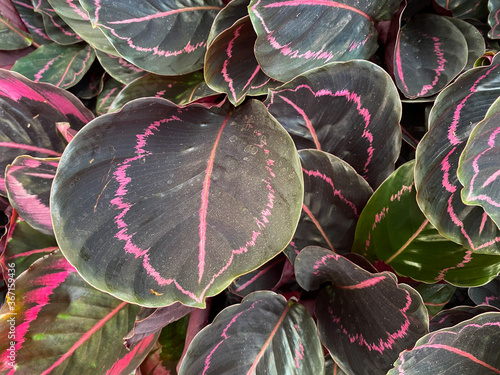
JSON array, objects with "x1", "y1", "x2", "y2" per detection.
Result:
[
  {"x1": 178, "y1": 291, "x2": 324, "y2": 374},
  {"x1": 34, "y1": 0, "x2": 81, "y2": 45},
  {"x1": 5, "y1": 156, "x2": 58, "y2": 235},
  {"x1": 249, "y1": 0, "x2": 400, "y2": 82},
  {"x1": 95, "y1": 50, "x2": 147, "y2": 84},
  {"x1": 469, "y1": 276, "x2": 500, "y2": 308},
  {"x1": 79, "y1": 0, "x2": 224, "y2": 75},
  {"x1": 265, "y1": 60, "x2": 401, "y2": 188},
  {"x1": 416, "y1": 284, "x2": 456, "y2": 317},
  {"x1": 0, "y1": 12, "x2": 33, "y2": 50},
  {"x1": 489, "y1": 0, "x2": 500, "y2": 39},
  {"x1": 51, "y1": 98, "x2": 303, "y2": 308},
  {"x1": 389, "y1": 312, "x2": 500, "y2": 374},
  {"x1": 12, "y1": 0, "x2": 52, "y2": 45},
  {"x1": 429, "y1": 305, "x2": 500, "y2": 331},
  {"x1": 204, "y1": 16, "x2": 271, "y2": 106},
  {"x1": 353, "y1": 161, "x2": 500, "y2": 286},
  {"x1": 0, "y1": 251, "x2": 158, "y2": 374},
  {"x1": 0, "y1": 68, "x2": 93, "y2": 196},
  {"x1": 11, "y1": 42, "x2": 95, "y2": 89},
  {"x1": 415, "y1": 53, "x2": 500, "y2": 254},
  {"x1": 206, "y1": 0, "x2": 249, "y2": 47},
  {"x1": 394, "y1": 14, "x2": 467, "y2": 99},
  {"x1": 458, "y1": 98, "x2": 500, "y2": 230},
  {"x1": 434, "y1": 0, "x2": 489, "y2": 20},
  {"x1": 446, "y1": 17, "x2": 485, "y2": 70},
  {"x1": 286, "y1": 150, "x2": 372, "y2": 263},
  {"x1": 295, "y1": 246, "x2": 429, "y2": 375},
  {"x1": 96, "y1": 76, "x2": 124, "y2": 115},
  {"x1": 68, "y1": 59, "x2": 105, "y2": 99},
  {"x1": 108, "y1": 72, "x2": 218, "y2": 113}
]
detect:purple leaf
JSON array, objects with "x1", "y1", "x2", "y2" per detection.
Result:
[
  {"x1": 248, "y1": 0, "x2": 400, "y2": 82},
  {"x1": 206, "y1": 0, "x2": 249, "y2": 47},
  {"x1": 5, "y1": 156, "x2": 58, "y2": 235},
  {"x1": 178, "y1": 291, "x2": 324, "y2": 374},
  {"x1": 0, "y1": 68, "x2": 93, "y2": 196},
  {"x1": 51, "y1": 98, "x2": 303, "y2": 307},
  {"x1": 265, "y1": 60, "x2": 402, "y2": 188},
  {"x1": 429, "y1": 305, "x2": 500, "y2": 331},
  {"x1": 295, "y1": 246, "x2": 429, "y2": 374}
]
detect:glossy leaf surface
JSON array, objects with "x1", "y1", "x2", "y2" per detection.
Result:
[
  {"x1": 34, "y1": 0, "x2": 81, "y2": 45},
  {"x1": 95, "y1": 77, "x2": 124, "y2": 115},
  {"x1": 265, "y1": 60, "x2": 401, "y2": 188},
  {"x1": 389, "y1": 312, "x2": 500, "y2": 374},
  {"x1": 5, "y1": 156, "x2": 58, "y2": 235},
  {"x1": 95, "y1": 50, "x2": 147, "y2": 85},
  {"x1": 416, "y1": 283, "x2": 456, "y2": 317},
  {"x1": 458, "y1": 98, "x2": 500, "y2": 230},
  {"x1": 394, "y1": 14, "x2": 467, "y2": 98},
  {"x1": 12, "y1": 0, "x2": 52, "y2": 46},
  {"x1": 286, "y1": 150, "x2": 372, "y2": 263},
  {"x1": 429, "y1": 305, "x2": 500, "y2": 331},
  {"x1": 434, "y1": 0, "x2": 489, "y2": 20},
  {"x1": 415, "y1": 53, "x2": 500, "y2": 254},
  {"x1": 0, "y1": 68, "x2": 93, "y2": 196},
  {"x1": 0, "y1": 13, "x2": 32, "y2": 50},
  {"x1": 446, "y1": 17, "x2": 485, "y2": 70},
  {"x1": 295, "y1": 246, "x2": 429, "y2": 375},
  {"x1": 206, "y1": 0, "x2": 249, "y2": 47},
  {"x1": 178, "y1": 291, "x2": 324, "y2": 375},
  {"x1": 469, "y1": 276, "x2": 500, "y2": 308},
  {"x1": 249, "y1": 0, "x2": 399, "y2": 82},
  {"x1": 108, "y1": 72, "x2": 218, "y2": 113},
  {"x1": 79, "y1": 0, "x2": 224, "y2": 75},
  {"x1": 51, "y1": 98, "x2": 303, "y2": 307},
  {"x1": 0, "y1": 251, "x2": 158, "y2": 374},
  {"x1": 353, "y1": 161, "x2": 500, "y2": 286}
]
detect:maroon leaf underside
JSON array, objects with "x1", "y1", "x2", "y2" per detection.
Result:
[
  {"x1": 0, "y1": 69, "x2": 93, "y2": 196},
  {"x1": 5, "y1": 156, "x2": 58, "y2": 235},
  {"x1": 414, "y1": 53, "x2": 500, "y2": 254},
  {"x1": 295, "y1": 246, "x2": 429, "y2": 375}
]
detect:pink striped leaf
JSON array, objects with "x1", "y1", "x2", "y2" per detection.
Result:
[
  {"x1": 389, "y1": 312, "x2": 500, "y2": 374},
  {"x1": 136, "y1": 315, "x2": 190, "y2": 375},
  {"x1": 5, "y1": 156, "x2": 58, "y2": 235},
  {"x1": 47, "y1": 0, "x2": 117, "y2": 54},
  {"x1": 96, "y1": 76, "x2": 124, "y2": 115},
  {"x1": 248, "y1": 0, "x2": 400, "y2": 82},
  {"x1": 0, "y1": 68, "x2": 93, "y2": 196},
  {"x1": 353, "y1": 161, "x2": 500, "y2": 286},
  {"x1": 429, "y1": 305, "x2": 500, "y2": 332},
  {"x1": 1, "y1": 0, "x2": 29, "y2": 33},
  {"x1": 394, "y1": 14, "x2": 468, "y2": 99},
  {"x1": 50, "y1": 98, "x2": 303, "y2": 308},
  {"x1": 416, "y1": 283, "x2": 456, "y2": 317},
  {"x1": 68, "y1": 59, "x2": 106, "y2": 100},
  {"x1": 1, "y1": 219, "x2": 57, "y2": 278},
  {"x1": 108, "y1": 71, "x2": 218, "y2": 113},
  {"x1": 294, "y1": 246, "x2": 429, "y2": 375},
  {"x1": 34, "y1": 0, "x2": 81, "y2": 45},
  {"x1": 489, "y1": 0, "x2": 500, "y2": 39},
  {"x1": 469, "y1": 276, "x2": 500, "y2": 309},
  {"x1": 229, "y1": 253, "x2": 288, "y2": 297},
  {"x1": 285, "y1": 150, "x2": 372, "y2": 264},
  {"x1": 0, "y1": 13, "x2": 33, "y2": 50},
  {"x1": 0, "y1": 250, "x2": 159, "y2": 374},
  {"x1": 206, "y1": 0, "x2": 249, "y2": 47},
  {"x1": 12, "y1": 0, "x2": 52, "y2": 45},
  {"x1": 78, "y1": 0, "x2": 224, "y2": 75},
  {"x1": 265, "y1": 60, "x2": 402, "y2": 188},
  {"x1": 178, "y1": 291, "x2": 324, "y2": 374},
  {"x1": 11, "y1": 42, "x2": 95, "y2": 89},
  {"x1": 95, "y1": 50, "x2": 147, "y2": 84},
  {"x1": 414, "y1": 53, "x2": 500, "y2": 254},
  {"x1": 204, "y1": 16, "x2": 273, "y2": 106},
  {"x1": 124, "y1": 304, "x2": 194, "y2": 348},
  {"x1": 434, "y1": 0, "x2": 489, "y2": 20},
  {"x1": 458, "y1": 98, "x2": 500, "y2": 230}
]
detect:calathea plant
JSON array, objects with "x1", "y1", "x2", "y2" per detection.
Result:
[{"x1": 0, "y1": 0, "x2": 500, "y2": 374}]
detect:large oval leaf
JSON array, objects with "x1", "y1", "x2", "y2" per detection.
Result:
[
  {"x1": 0, "y1": 251, "x2": 158, "y2": 374},
  {"x1": 458, "y1": 98, "x2": 500, "y2": 230},
  {"x1": 79, "y1": 0, "x2": 224, "y2": 75},
  {"x1": 295, "y1": 246, "x2": 429, "y2": 375},
  {"x1": 286, "y1": 150, "x2": 372, "y2": 263},
  {"x1": 5, "y1": 156, "x2": 58, "y2": 235},
  {"x1": 0, "y1": 68, "x2": 93, "y2": 196},
  {"x1": 248, "y1": 0, "x2": 399, "y2": 82},
  {"x1": 394, "y1": 14, "x2": 468, "y2": 98},
  {"x1": 414, "y1": 53, "x2": 500, "y2": 254},
  {"x1": 265, "y1": 60, "x2": 402, "y2": 188},
  {"x1": 51, "y1": 98, "x2": 303, "y2": 307},
  {"x1": 178, "y1": 291, "x2": 324, "y2": 374},
  {"x1": 353, "y1": 160, "x2": 500, "y2": 286},
  {"x1": 389, "y1": 312, "x2": 500, "y2": 374},
  {"x1": 11, "y1": 42, "x2": 95, "y2": 89}
]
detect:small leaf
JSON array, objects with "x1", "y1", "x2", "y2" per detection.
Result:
[
  {"x1": 11, "y1": 43, "x2": 96, "y2": 89},
  {"x1": 429, "y1": 305, "x2": 500, "y2": 331},
  {"x1": 469, "y1": 276, "x2": 500, "y2": 308},
  {"x1": 95, "y1": 49, "x2": 147, "y2": 84},
  {"x1": 295, "y1": 246, "x2": 429, "y2": 375},
  {"x1": 5, "y1": 156, "x2": 58, "y2": 235},
  {"x1": 178, "y1": 291, "x2": 324, "y2": 374},
  {"x1": 96, "y1": 76, "x2": 124, "y2": 115},
  {"x1": 389, "y1": 312, "x2": 500, "y2": 374},
  {"x1": 434, "y1": 0, "x2": 489, "y2": 20},
  {"x1": 416, "y1": 283, "x2": 456, "y2": 317},
  {"x1": 35, "y1": 0, "x2": 81, "y2": 45}
]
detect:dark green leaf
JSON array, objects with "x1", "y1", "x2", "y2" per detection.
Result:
[
  {"x1": 469, "y1": 276, "x2": 500, "y2": 308},
  {"x1": 34, "y1": 0, "x2": 81, "y2": 45},
  {"x1": 95, "y1": 76, "x2": 124, "y2": 115},
  {"x1": 0, "y1": 13, "x2": 33, "y2": 50},
  {"x1": 416, "y1": 283, "x2": 456, "y2": 317},
  {"x1": 95, "y1": 49, "x2": 147, "y2": 84},
  {"x1": 12, "y1": 0, "x2": 52, "y2": 45}
]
